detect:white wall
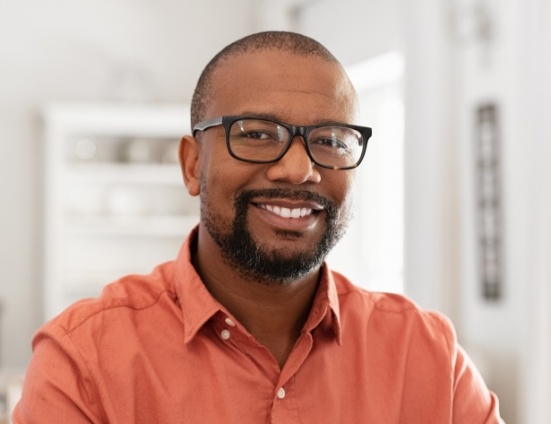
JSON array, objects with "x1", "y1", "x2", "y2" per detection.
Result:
[
  {"x1": 0, "y1": 0, "x2": 257, "y2": 369},
  {"x1": 294, "y1": 0, "x2": 403, "y2": 67},
  {"x1": 454, "y1": 0, "x2": 523, "y2": 420},
  {"x1": 516, "y1": 1, "x2": 551, "y2": 422},
  {"x1": 405, "y1": 0, "x2": 550, "y2": 422},
  {"x1": 402, "y1": 0, "x2": 460, "y2": 321}
]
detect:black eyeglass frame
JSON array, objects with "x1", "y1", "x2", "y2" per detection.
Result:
[{"x1": 192, "y1": 115, "x2": 373, "y2": 170}]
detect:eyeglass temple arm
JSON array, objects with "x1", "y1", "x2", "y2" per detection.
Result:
[{"x1": 192, "y1": 116, "x2": 224, "y2": 134}]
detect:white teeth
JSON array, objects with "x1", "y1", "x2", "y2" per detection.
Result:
[{"x1": 262, "y1": 204, "x2": 313, "y2": 218}]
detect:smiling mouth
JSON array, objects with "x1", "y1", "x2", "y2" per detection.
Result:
[
  {"x1": 257, "y1": 204, "x2": 315, "y2": 219},
  {"x1": 241, "y1": 188, "x2": 329, "y2": 224}
]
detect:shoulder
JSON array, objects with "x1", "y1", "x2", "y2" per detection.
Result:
[
  {"x1": 41, "y1": 260, "x2": 178, "y2": 338},
  {"x1": 331, "y1": 270, "x2": 456, "y2": 351}
]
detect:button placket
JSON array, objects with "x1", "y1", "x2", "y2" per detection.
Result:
[{"x1": 270, "y1": 378, "x2": 299, "y2": 422}]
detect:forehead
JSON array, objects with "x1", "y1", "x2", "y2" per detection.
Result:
[{"x1": 206, "y1": 50, "x2": 357, "y2": 124}]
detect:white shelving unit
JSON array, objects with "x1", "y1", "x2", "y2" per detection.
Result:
[{"x1": 41, "y1": 103, "x2": 198, "y2": 320}]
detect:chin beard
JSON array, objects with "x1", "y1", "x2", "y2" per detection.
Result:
[{"x1": 202, "y1": 188, "x2": 349, "y2": 284}]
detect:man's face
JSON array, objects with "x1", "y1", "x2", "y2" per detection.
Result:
[{"x1": 193, "y1": 50, "x2": 358, "y2": 284}]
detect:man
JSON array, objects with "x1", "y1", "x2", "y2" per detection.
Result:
[{"x1": 14, "y1": 31, "x2": 503, "y2": 423}]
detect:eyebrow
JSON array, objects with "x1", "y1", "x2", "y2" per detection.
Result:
[{"x1": 238, "y1": 111, "x2": 349, "y2": 127}]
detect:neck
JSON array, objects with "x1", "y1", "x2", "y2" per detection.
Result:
[{"x1": 193, "y1": 230, "x2": 321, "y2": 368}]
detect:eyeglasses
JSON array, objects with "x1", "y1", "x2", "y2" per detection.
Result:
[{"x1": 192, "y1": 115, "x2": 372, "y2": 170}]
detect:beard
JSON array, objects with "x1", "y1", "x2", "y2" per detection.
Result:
[{"x1": 201, "y1": 186, "x2": 350, "y2": 284}]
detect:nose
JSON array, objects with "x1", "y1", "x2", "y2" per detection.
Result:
[{"x1": 265, "y1": 136, "x2": 321, "y2": 184}]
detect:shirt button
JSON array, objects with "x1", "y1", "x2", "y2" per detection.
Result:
[
  {"x1": 277, "y1": 387, "x2": 286, "y2": 399},
  {"x1": 224, "y1": 317, "x2": 236, "y2": 327},
  {"x1": 220, "y1": 329, "x2": 231, "y2": 340}
]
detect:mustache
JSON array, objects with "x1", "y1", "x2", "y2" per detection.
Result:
[{"x1": 235, "y1": 188, "x2": 336, "y2": 212}]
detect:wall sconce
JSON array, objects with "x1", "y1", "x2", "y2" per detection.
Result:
[{"x1": 475, "y1": 103, "x2": 503, "y2": 300}]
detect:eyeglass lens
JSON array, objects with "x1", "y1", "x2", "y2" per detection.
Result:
[{"x1": 228, "y1": 118, "x2": 364, "y2": 168}]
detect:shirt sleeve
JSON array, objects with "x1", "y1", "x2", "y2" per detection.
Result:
[
  {"x1": 442, "y1": 319, "x2": 505, "y2": 424},
  {"x1": 12, "y1": 326, "x2": 103, "y2": 424}
]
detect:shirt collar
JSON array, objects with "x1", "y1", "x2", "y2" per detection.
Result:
[
  {"x1": 174, "y1": 227, "x2": 222, "y2": 344},
  {"x1": 304, "y1": 263, "x2": 342, "y2": 345},
  {"x1": 174, "y1": 227, "x2": 342, "y2": 345}
]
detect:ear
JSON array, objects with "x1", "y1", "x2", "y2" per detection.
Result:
[{"x1": 178, "y1": 135, "x2": 201, "y2": 196}]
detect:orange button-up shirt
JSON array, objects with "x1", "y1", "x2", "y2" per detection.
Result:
[{"x1": 14, "y1": 230, "x2": 503, "y2": 423}]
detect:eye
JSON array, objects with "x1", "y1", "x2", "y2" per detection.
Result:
[
  {"x1": 231, "y1": 119, "x2": 287, "y2": 143},
  {"x1": 310, "y1": 135, "x2": 351, "y2": 151},
  {"x1": 314, "y1": 137, "x2": 349, "y2": 149},
  {"x1": 241, "y1": 130, "x2": 275, "y2": 140},
  {"x1": 309, "y1": 126, "x2": 362, "y2": 152}
]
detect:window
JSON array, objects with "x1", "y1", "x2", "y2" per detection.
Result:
[{"x1": 327, "y1": 52, "x2": 404, "y2": 294}]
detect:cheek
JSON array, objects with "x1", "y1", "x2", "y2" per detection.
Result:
[
  {"x1": 327, "y1": 169, "x2": 354, "y2": 197},
  {"x1": 199, "y1": 144, "x2": 230, "y2": 189},
  {"x1": 199, "y1": 148, "x2": 257, "y2": 206},
  {"x1": 330, "y1": 172, "x2": 357, "y2": 219}
]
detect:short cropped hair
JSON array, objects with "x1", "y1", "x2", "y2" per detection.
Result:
[{"x1": 190, "y1": 31, "x2": 342, "y2": 129}]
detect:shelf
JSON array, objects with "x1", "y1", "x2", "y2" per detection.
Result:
[
  {"x1": 65, "y1": 163, "x2": 183, "y2": 185},
  {"x1": 63, "y1": 269, "x2": 148, "y2": 293},
  {"x1": 64, "y1": 214, "x2": 198, "y2": 237},
  {"x1": 41, "y1": 103, "x2": 194, "y2": 320},
  {"x1": 42, "y1": 103, "x2": 191, "y2": 137}
]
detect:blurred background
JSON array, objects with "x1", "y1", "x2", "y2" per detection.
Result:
[{"x1": 0, "y1": 0, "x2": 549, "y2": 422}]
